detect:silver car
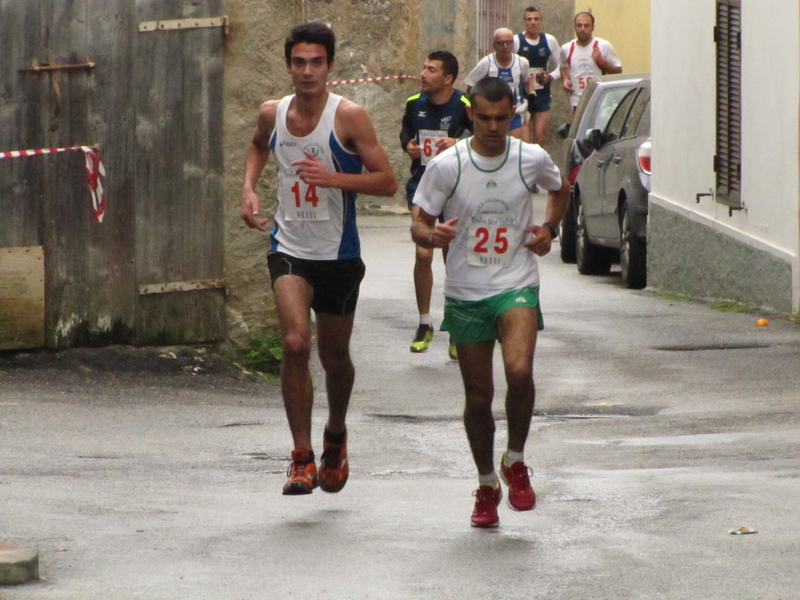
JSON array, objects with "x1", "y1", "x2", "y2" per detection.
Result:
[
  {"x1": 557, "y1": 73, "x2": 645, "y2": 263},
  {"x1": 574, "y1": 77, "x2": 651, "y2": 289}
]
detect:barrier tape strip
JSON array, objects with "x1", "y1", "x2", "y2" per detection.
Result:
[
  {"x1": 327, "y1": 75, "x2": 417, "y2": 86},
  {"x1": 0, "y1": 145, "x2": 106, "y2": 223}
]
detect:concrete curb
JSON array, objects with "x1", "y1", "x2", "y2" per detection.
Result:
[{"x1": 0, "y1": 542, "x2": 39, "y2": 585}]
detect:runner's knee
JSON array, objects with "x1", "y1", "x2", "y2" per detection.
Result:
[{"x1": 282, "y1": 331, "x2": 311, "y2": 363}]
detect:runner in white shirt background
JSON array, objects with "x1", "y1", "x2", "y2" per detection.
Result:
[
  {"x1": 464, "y1": 28, "x2": 533, "y2": 140},
  {"x1": 559, "y1": 11, "x2": 622, "y2": 111}
]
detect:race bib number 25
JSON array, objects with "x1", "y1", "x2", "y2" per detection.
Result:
[{"x1": 467, "y1": 214, "x2": 517, "y2": 268}]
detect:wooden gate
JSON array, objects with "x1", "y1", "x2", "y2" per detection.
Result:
[{"x1": 0, "y1": 0, "x2": 225, "y2": 350}]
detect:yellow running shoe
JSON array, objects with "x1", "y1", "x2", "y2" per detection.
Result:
[{"x1": 410, "y1": 324, "x2": 434, "y2": 353}]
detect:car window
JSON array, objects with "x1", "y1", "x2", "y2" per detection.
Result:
[
  {"x1": 602, "y1": 89, "x2": 639, "y2": 145},
  {"x1": 620, "y1": 89, "x2": 650, "y2": 139},
  {"x1": 583, "y1": 87, "x2": 632, "y2": 137},
  {"x1": 635, "y1": 99, "x2": 651, "y2": 136}
]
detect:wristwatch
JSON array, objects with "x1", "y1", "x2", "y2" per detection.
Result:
[{"x1": 543, "y1": 221, "x2": 560, "y2": 238}]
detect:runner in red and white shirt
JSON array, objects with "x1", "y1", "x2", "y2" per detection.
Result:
[{"x1": 559, "y1": 12, "x2": 622, "y2": 110}]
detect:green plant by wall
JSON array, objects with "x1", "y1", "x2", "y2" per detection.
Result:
[{"x1": 240, "y1": 331, "x2": 283, "y2": 375}]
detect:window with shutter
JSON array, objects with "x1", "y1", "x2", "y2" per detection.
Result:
[{"x1": 715, "y1": 0, "x2": 742, "y2": 209}]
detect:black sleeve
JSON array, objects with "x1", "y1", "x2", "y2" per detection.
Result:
[
  {"x1": 399, "y1": 99, "x2": 417, "y2": 152},
  {"x1": 459, "y1": 103, "x2": 473, "y2": 135}
]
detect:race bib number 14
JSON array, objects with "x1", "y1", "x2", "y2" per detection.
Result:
[{"x1": 285, "y1": 180, "x2": 330, "y2": 221}]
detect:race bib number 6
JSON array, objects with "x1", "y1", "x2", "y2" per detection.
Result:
[
  {"x1": 418, "y1": 129, "x2": 448, "y2": 166},
  {"x1": 467, "y1": 214, "x2": 517, "y2": 268}
]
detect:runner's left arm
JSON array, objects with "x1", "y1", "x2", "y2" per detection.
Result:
[
  {"x1": 525, "y1": 175, "x2": 569, "y2": 256},
  {"x1": 547, "y1": 36, "x2": 562, "y2": 81}
]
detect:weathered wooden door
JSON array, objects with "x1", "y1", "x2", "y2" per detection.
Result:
[
  {"x1": 0, "y1": 0, "x2": 225, "y2": 349},
  {"x1": 133, "y1": 1, "x2": 225, "y2": 345}
]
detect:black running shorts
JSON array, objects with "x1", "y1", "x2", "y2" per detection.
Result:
[{"x1": 267, "y1": 252, "x2": 366, "y2": 316}]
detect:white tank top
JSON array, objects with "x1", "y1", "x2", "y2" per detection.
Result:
[
  {"x1": 269, "y1": 93, "x2": 363, "y2": 260},
  {"x1": 413, "y1": 137, "x2": 562, "y2": 301}
]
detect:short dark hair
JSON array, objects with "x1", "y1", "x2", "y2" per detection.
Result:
[
  {"x1": 575, "y1": 11, "x2": 595, "y2": 26},
  {"x1": 284, "y1": 22, "x2": 336, "y2": 65},
  {"x1": 427, "y1": 50, "x2": 459, "y2": 81},
  {"x1": 467, "y1": 76, "x2": 513, "y2": 108},
  {"x1": 524, "y1": 6, "x2": 540, "y2": 15}
]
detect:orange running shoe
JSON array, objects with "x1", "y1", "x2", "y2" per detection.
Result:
[
  {"x1": 471, "y1": 484, "x2": 502, "y2": 528},
  {"x1": 319, "y1": 429, "x2": 349, "y2": 493},
  {"x1": 499, "y1": 453, "x2": 536, "y2": 511},
  {"x1": 282, "y1": 448, "x2": 318, "y2": 495}
]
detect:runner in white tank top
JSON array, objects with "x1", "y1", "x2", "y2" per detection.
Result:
[
  {"x1": 411, "y1": 77, "x2": 569, "y2": 528},
  {"x1": 240, "y1": 23, "x2": 396, "y2": 498},
  {"x1": 559, "y1": 12, "x2": 622, "y2": 109}
]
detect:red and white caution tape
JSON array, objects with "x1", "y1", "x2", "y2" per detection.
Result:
[
  {"x1": 82, "y1": 148, "x2": 106, "y2": 223},
  {"x1": 0, "y1": 145, "x2": 106, "y2": 223},
  {"x1": 327, "y1": 75, "x2": 417, "y2": 86}
]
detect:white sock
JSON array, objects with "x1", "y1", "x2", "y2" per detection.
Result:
[
  {"x1": 504, "y1": 450, "x2": 524, "y2": 466},
  {"x1": 478, "y1": 471, "x2": 499, "y2": 488},
  {"x1": 419, "y1": 314, "x2": 433, "y2": 327}
]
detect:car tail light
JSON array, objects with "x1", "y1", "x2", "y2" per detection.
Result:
[
  {"x1": 637, "y1": 139, "x2": 651, "y2": 174},
  {"x1": 569, "y1": 164, "x2": 581, "y2": 185}
]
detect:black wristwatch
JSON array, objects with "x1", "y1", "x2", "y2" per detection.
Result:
[{"x1": 543, "y1": 221, "x2": 559, "y2": 238}]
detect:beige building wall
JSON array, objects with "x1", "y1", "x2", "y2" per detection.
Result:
[{"x1": 574, "y1": 0, "x2": 650, "y2": 73}]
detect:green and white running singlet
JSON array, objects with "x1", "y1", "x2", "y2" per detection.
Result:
[{"x1": 413, "y1": 137, "x2": 562, "y2": 302}]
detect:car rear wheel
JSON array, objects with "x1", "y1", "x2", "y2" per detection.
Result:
[
  {"x1": 559, "y1": 190, "x2": 577, "y2": 263},
  {"x1": 575, "y1": 190, "x2": 613, "y2": 275},
  {"x1": 619, "y1": 201, "x2": 647, "y2": 289}
]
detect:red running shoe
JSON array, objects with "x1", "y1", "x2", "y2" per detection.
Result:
[
  {"x1": 282, "y1": 448, "x2": 318, "y2": 495},
  {"x1": 319, "y1": 429, "x2": 349, "y2": 493},
  {"x1": 470, "y1": 484, "x2": 502, "y2": 528},
  {"x1": 499, "y1": 453, "x2": 537, "y2": 511}
]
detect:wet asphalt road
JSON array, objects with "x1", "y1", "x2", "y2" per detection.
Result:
[{"x1": 1, "y1": 210, "x2": 798, "y2": 599}]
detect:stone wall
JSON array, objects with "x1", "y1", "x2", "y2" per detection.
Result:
[{"x1": 223, "y1": 0, "x2": 416, "y2": 345}]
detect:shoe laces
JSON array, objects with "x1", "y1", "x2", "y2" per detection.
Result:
[
  {"x1": 287, "y1": 461, "x2": 308, "y2": 479},
  {"x1": 412, "y1": 325, "x2": 432, "y2": 343},
  {"x1": 472, "y1": 485, "x2": 499, "y2": 508},
  {"x1": 508, "y1": 462, "x2": 533, "y2": 485}
]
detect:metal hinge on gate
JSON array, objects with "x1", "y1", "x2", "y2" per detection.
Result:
[
  {"x1": 22, "y1": 57, "x2": 96, "y2": 73},
  {"x1": 139, "y1": 279, "x2": 226, "y2": 296},
  {"x1": 138, "y1": 16, "x2": 229, "y2": 35}
]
